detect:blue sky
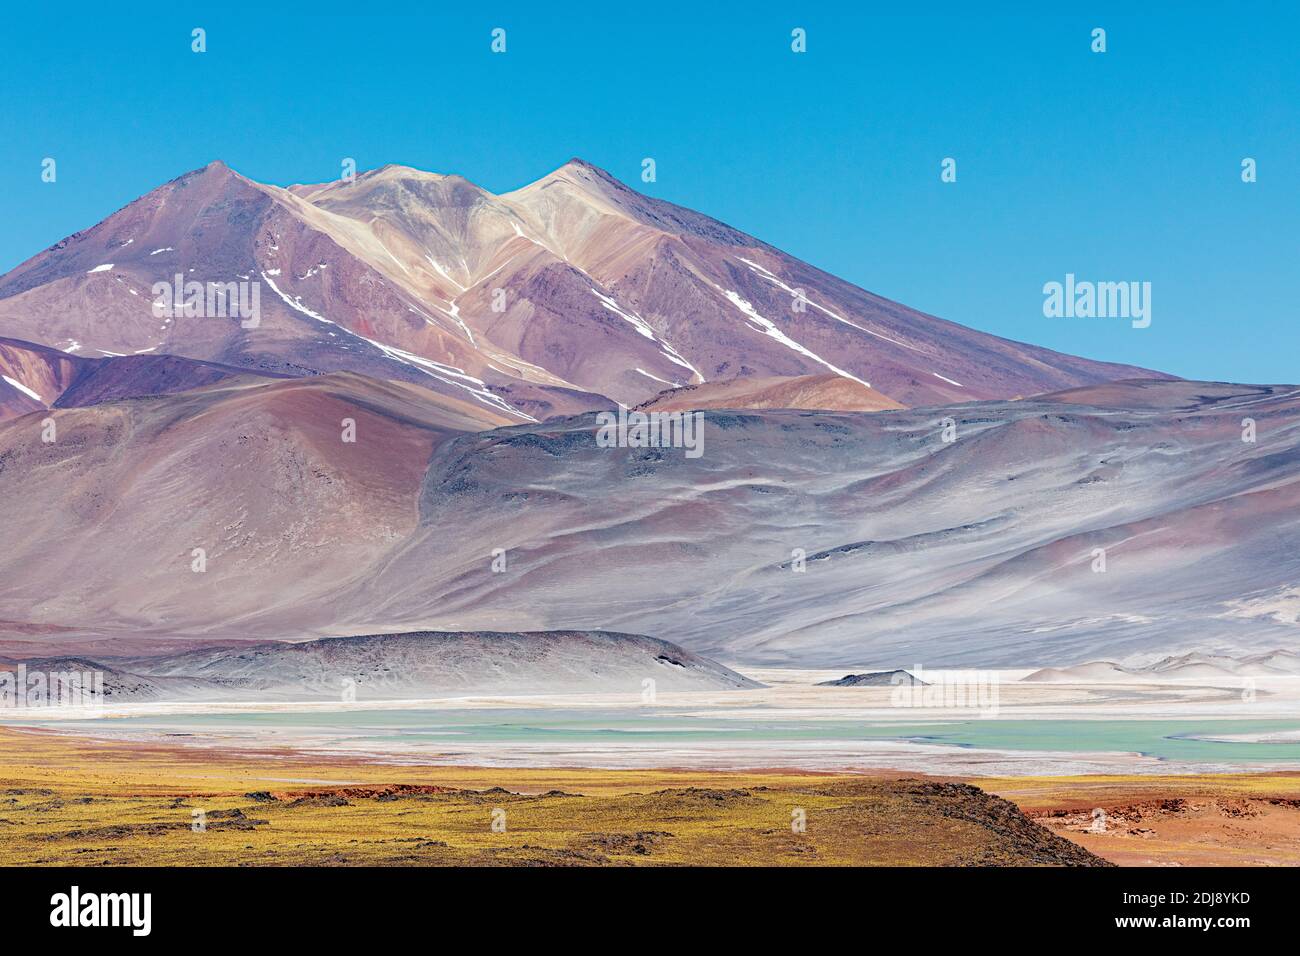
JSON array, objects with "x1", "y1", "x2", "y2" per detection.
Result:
[{"x1": 1, "y1": 2, "x2": 1295, "y2": 383}]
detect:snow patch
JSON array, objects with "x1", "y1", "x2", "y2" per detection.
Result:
[
  {"x1": 590, "y1": 289, "x2": 701, "y2": 380},
  {"x1": 2, "y1": 375, "x2": 41, "y2": 402},
  {"x1": 713, "y1": 286, "x2": 873, "y2": 389},
  {"x1": 445, "y1": 299, "x2": 474, "y2": 345},
  {"x1": 261, "y1": 272, "x2": 531, "y2": 421},
  {"x1": 425, "y1": 254, "x2": 467, "y2": 292},
  {"x1": 635, "y1": 368, "x2": 680, "y2": 387},
  {"x1": 737, "y1": 256, "x2": 925, "y2": 354}
]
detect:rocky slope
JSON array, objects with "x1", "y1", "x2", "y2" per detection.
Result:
[
  {"x1": 2, "y1": 377, "x2": 1297, "y2": 666},
  {"x1": 637, "y1": 373, "x2": 904, "y2": 413}
]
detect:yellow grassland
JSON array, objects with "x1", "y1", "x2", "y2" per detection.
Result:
[{"x1": 0, "y1": 727, "x2": 1107, "y2": 867}]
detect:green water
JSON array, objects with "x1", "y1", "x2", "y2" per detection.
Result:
[{"x1": 31, "y1": 710, "x2": 1300, "y2": 764}]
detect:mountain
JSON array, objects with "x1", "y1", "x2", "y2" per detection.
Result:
[
  {"x1": 0, "y1": 371, "x2": 512, "y2": 637},
  {"x1": 817, "y1": 670, "x2": 927, "y2": 687},
  {"x1": 2, "y1": 376, "x2": 1297, "y2": 666},
  {"x1": 129, "y1": 629, "x2": 759, "y2": 698},
  {"x1": 345, "y1": 379, "x2": 1300, "y2": 665},
  {"x1": 0, "y1": 159, "x2": 1167, "y2": 421},
  {"x1": 9, "y1": 156, "x2": 1288, "y2": 670},
  {"x1": 1023, "y1": 649, "x2": 1300, "y2": 683},
  {"x1": 0, "y1": 630, "x2": 758, "y2": 703}
]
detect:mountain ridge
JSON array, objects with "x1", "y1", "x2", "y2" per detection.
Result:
[{"x1": 0, "y1": 157, "x2": 1172, "y2": 421}]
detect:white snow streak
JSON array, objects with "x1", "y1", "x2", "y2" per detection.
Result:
[
  {"x1": 736, "y1": 256, "x2": 924, "y2": 354},
  {"x1": 589, "y1": 289, "x2": 701, "y2": 380},
  {"x1": 713, "y1": 285, "x2": 873, "y2": 389},
  {"x1": 2, "y1": 375, "x2": 41, "y2": 402},
  {"x1": 444, "y1": 300, "x2": 475, "y2": 345},
  {"x1": 635, "y1": 368, "x2": 680, "y2": 387},
  {"x1": 425, "y1": 254, "x2": 467, "y2": 292},
  {"x1": 261, "y1": 272, "x2": 532, "y2": 421},
  {"x1": 1213, "y1": 388, "x2": 1300, "y2": 412}
]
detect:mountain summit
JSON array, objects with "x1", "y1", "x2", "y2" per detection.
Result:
[{"x1": 0, "y1": 159, "x2": 1167, "y2": 421}]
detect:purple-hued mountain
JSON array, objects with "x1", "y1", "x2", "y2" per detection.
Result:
[
  {"x1": 0, "y1": 159, "x2": 1167, "y2": 422},
  {"x1": 6, "y1": 159, "x2": 1289, "y2": 672}
]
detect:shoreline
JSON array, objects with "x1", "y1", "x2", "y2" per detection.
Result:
[{"x1": 8, "y1": 697, "x2": 1300, "y2": 777}]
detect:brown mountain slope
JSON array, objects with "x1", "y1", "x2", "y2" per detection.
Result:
[
  {"x1": 53, "y1": 353, "x2": 283, "y2": 409},
  {"x1": 637, "y1": 373, "x2": 904, "y2": 413},
  {"x1": 0, "y1": 337, "x2": 80, "y2": 419},
  {"x1": 0, "y1": 372, "x2": 510, "y2": 636},
  {"x1": 0, "y1": 335, "x2": 294, "y2": 421}
]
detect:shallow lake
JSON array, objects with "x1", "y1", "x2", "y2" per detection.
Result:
[{"x1": 27, "y1": 710, "x2": 1300, "y2": 767}]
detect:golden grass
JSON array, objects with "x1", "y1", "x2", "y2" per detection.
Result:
[{"x1": 0, "y1": 728, "x2": 1102, "y2": 866}]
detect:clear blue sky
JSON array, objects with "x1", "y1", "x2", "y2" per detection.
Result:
[{"x1": 2, "y1": 2, "x2": 1295, "y2": 383}]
